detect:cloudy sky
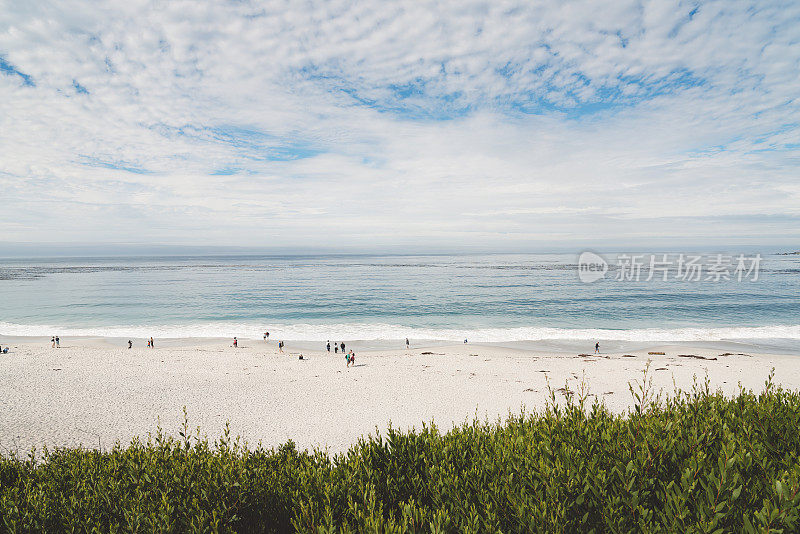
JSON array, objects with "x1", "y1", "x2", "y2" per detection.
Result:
[{"x1": 1, "y1": 0, "x2": 799, "y2": 251}]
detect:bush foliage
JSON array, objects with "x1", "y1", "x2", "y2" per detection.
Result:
[{"x1": 2, "y1": 369, "x2": 800, "y2": 533}]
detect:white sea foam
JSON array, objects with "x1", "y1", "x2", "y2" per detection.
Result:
[{"x1": 2, "y1": 321, "x2": 800, "y2": 342}]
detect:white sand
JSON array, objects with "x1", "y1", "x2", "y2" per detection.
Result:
[{"x1": 1, "y1": 338, "x2": 798, "y2": 455}]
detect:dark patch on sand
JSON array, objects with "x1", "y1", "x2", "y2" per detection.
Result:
[{"x1": 679, "y1": 354, "x2": 717, "y2": 361}]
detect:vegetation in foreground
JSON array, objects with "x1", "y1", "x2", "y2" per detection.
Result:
[{"x1": 1, "y1": 369, "x2": 800, "y2": 533}]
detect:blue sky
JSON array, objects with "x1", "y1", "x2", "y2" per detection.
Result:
[{"x1": 1, "y1": 0, "x2": 799, "y2": 251}]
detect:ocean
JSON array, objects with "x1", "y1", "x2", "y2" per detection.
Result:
[{"x1": 1, "y1": 253, "x2": 799, "y2": 350}]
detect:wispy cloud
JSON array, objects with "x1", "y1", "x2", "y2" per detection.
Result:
[{"x1": 0, "y1": 0, "x2": 798, "y2": 248}]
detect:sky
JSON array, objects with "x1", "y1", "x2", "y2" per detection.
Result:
[{"x1": 1, "y1": 0, "x2": 799, "y2": 253}]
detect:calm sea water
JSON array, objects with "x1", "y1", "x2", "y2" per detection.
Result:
[{"x1": 1, "y1": 253, "x2": 799, "y2": 344}]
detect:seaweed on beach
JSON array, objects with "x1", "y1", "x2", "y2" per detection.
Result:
[{"x1": 1, "y1": 372, "x2": 800, "y2": 532}]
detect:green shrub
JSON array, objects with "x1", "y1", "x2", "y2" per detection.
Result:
[{"x1": 2, "y1": 370, "x2": 800, "y2": 533}]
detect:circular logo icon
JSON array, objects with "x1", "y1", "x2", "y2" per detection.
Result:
[{"x1": 578, "y1": 251, "x2": 608, "y2": 283}]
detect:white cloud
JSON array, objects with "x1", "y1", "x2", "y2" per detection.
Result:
[{"x1": 0, "y1": 0, "x2": 798, "y2": 249}]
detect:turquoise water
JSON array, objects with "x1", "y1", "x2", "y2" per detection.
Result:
[{"x1": 1, "y1": 253, "x2": 799, "y2": 343}]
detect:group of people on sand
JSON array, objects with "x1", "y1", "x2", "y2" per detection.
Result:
[
  {"x1": 326, "y1": 340, "x2": 346, "y2": 354},
  {"x1": 0, "y1": 344, "x2": 8, "y2": 354},
  {"x1": 324, "y1": 340, "x2": 356, "y2": 367},
  {"x1": 125, "y1": 337, "x2": 154, "y2": 349},
  {"x1": 50, "y1": 336, "x2": 60, "y2": 348},
  {"x1": 262, "y1": 331, "x2": 286, "y2": 351}
]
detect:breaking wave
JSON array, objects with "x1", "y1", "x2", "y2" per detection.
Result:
[{"x1": 2, "y1": 322, "x2": 800, "y2": 342}]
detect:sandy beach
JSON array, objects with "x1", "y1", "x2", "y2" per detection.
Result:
[{"x1": 1, "y1": 337, "x2": 798, "y2": 455}]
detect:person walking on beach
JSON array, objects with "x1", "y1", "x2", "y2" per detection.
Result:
[
  {"x1": 595, "y1": 342, "x2": 600, "y2": 354},
  {"x1": 55, "y1": 336, "x2": 60, "y2": 348},
  {"x1": 326, "y1": 341, "x2": 331, "y2": 353},
  {"x1": 349, "y1": 350, "x2": 355, "y2": 367},
  {"x1": 150, "y1": 337, "x2": 154, "y2": 348},
  {"x1": 278, "y1": 341, "x2": 284, "y2": 353},
  {"x1": 128, "y1": 340, "x2": 132, "y2": 349},
  {"x1": 340, "y1": 342, "x2": 345, "y2": 353},
  {"x1": 406, "y1": 338, "x2": 410, "y2": 349},
  {"x1": 147, "y1": 339, "x2": 150, "y2": 348},
  {"x1": 334, "y1": 343, "x2": 338, "y2": 354},
  {"x1": 51, "y1": 336, "x2": 55, "y2": 348},
  {"x1": 233, "y1": 337, "x2": 238, "y2": 348}
]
